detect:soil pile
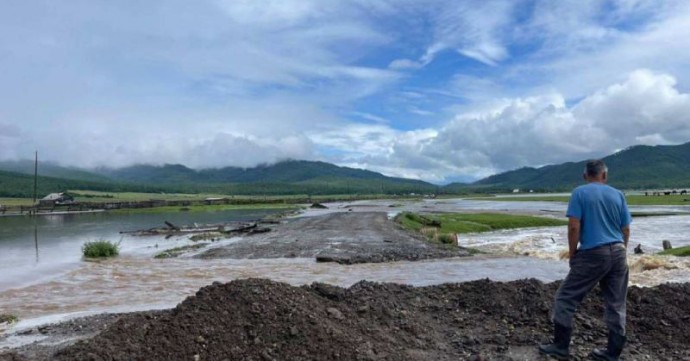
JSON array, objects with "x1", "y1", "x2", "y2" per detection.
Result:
[{"x1": 7, "y1": 278, "x2": 690, "y2": 360}]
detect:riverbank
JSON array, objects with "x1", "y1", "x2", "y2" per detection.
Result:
[
  {"x1": 2, "y1": 278, "x2": 689, "y2": 360},
  {"x1": 2, "y1": 198, "x2": 690, "y2": 360}
]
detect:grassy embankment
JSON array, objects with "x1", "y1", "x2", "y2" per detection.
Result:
[
  {"x1": 658, "y1": 246, "x2": 690, "y2": 257},
  {"x1": 154, "y1": 243, "x2": 209, "y2": 259},
  {"x1": 396, "y1": 212, "x2": 567, "y2": 247}
]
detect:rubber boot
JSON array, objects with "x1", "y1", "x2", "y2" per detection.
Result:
[
  {"x1": 538, "y1": 323, "x2": 571, "y2": 360},
  {"x1": 591, "y1": 331, "x2": 626, "y2": 361}
]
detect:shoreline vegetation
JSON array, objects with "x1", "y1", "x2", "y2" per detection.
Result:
[
  {"x1": 394, "y1": 212, "x2": 568, "y2": 253},
  {"x1": 658, "y1": 245, "x2": 690, "y2": 257},
  {"x1": 395, "y1": 212, "x2": 568, "y2": 239},
  {"x1": 82, "y1": 240, "x2": 120, "y2": 259}
]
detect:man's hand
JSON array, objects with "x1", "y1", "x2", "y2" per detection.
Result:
[
  {"x1": 621, "y1": 225, "x2": 630, "y2": 249},
  {"x1": 568, "y1": 217, "x2": 581, "y2": 259}
]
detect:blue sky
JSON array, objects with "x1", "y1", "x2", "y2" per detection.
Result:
[{"x1": 2, "y1": 0, "x2": 690, "y2": 183}]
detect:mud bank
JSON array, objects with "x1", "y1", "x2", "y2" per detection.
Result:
[
  {"x1": 198, "y1": 212, "x2": 470, "y2": 264},
  {"x1": 2, "y1": 278, "x2": 689, "y2": 361}
]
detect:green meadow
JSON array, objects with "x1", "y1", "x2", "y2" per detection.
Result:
[{"x1": 396, "y1": 212, "x2": 567, "y2": 234}]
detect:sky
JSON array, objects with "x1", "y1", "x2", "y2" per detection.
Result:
[{"x1": 2, "y1": 0, "x2": 690, "y2": 184}]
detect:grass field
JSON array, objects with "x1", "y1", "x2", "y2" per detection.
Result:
[
  {"x1": 396, "y1": 212, "x2": 568, "y2": 234},
  {"x1": 0, "y1": 198, "x2": 34, "y2": 206},
  {"x1": 70, "y1": 190, "x2": 238, "y2": 202},
  {"x1": 68, "y1": 190, "x2": 414, "y2": 203},
  {"x1": 109, "y1": 203, "x2": 301, "y2": 214},
  {"x1": 1, "y1": 190, "x2": 422, "y2": 215},
  {"x1": 477, "y1": 194, "x2": 690, "y2": 206}
]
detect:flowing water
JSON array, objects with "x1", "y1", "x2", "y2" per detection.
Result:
[
  {"x1": 1, "y1": 199, "x2": 689, "y2": 333},
  {"x1": 0, "y1": 209, "x2": 283, "y2": 291}
]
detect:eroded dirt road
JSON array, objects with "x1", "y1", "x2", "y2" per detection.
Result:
[{"x1": 198, "y1": 212, "x2": 469, "y2": 264}]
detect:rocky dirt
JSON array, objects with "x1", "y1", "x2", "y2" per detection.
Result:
[
  {"x1": 198, "y1": 212, "x2": 470, "y2": 264},
  {"x1": 3, "y1": 278, "x2": 689, "y2": 361}
]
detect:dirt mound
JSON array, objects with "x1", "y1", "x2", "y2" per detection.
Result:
[{"x1": 36, "y1": 279, "x2": 690, "y2": 360}]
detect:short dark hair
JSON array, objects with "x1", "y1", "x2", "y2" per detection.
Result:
[{"x1": 584, "y1": 159, "x2": 608, "y2": 177}]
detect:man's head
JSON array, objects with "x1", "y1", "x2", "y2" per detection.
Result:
[
  {"x1": 584, "y1": 159, "x2": 608, "y2": 183},
  {"x1": 583, "y1": 159, "x2": 609, "y2": 183}
]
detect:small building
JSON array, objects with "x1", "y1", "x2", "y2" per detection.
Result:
[
  {"x1": 40, "y1": 192, "x2": 75, "y2": 206},
  {"x1": 204, "y1": 197, "x2": 228, "y2": 205},
  {"x1": 512, "y1": 188, "x2": 520, "y2": 193}
]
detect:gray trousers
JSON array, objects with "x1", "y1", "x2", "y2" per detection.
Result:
[{"x1": 553, "y1": 242, "x2": 629, "y2": 335}]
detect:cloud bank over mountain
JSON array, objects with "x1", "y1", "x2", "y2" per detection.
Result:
[{"x1": 2, "y1": 0, "x2": 690, "y2": 183}]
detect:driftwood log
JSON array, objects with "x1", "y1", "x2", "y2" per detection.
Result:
[
  {"x1": 164, "y1": 221, "x2": 180, "y2": 231},
  {"x1": 122, "y1": 221, "x2": 266, "y2": 237}
]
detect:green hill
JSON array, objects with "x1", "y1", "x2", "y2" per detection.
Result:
[
  {"x1": 460, "y1": 142, "x2": 690, "y2": 191},
  {"x1": 1, "y1": 160, "x2": 438, "y2": 197},
  {"x1": 0, "y1": 160, "x2": 109, "y2": 183},
  {"x1": 101, "y1": 160, "x2": 432, "y2": 186},
  {"x1": 4, "y1": 141, "x2": 689, "y2": 198},
  {"x1": 0, "y1": 170, "x2": 165, "y2": 198},
  {"x1": 95, "y1": 160, "x2": 436, "y2": 195}
]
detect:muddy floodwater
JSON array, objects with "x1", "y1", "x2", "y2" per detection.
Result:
[{"x1": 1, "y1": 198, "x2": 690, "y2": 332}]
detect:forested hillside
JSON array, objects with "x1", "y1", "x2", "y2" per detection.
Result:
[{"x1": 461, "y1": 142, "x2": 690, "y2": 191}]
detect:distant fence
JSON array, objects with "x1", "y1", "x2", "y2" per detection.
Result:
[{"x1": 1, "y1": 197, "x2": 300, "y2": 215}]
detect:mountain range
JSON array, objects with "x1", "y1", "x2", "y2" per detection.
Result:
[
  {"x1": 0, "y1": 160, "x2": 437, "y2": 198},
  {"x1": 449, "y1": 141, "x2": 690, "y2": 191},
  {"x1": 1, "y1": 141, "x2": 689, "y2": 198}
]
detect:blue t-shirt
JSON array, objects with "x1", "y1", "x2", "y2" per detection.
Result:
[{"x1": 566, "y1": 183, "x2": 632, "y2": 250}]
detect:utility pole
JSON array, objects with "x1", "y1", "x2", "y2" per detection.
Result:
[
  {"x1": 33, "y1": 151, "x2": 38, "y2": 213},
  {"x1": 33, "y1": 150, "x2": 38, "y2": 205}
]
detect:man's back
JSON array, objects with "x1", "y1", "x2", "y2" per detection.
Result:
[{"x1": 566, "y1": 183, "x2": 631, "y2": 250}]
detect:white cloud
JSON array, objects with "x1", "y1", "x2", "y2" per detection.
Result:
[
  {"x1": 346, "y1": 69, "x2": 690, "y2": 183},
  {"x1": 30, "y1": 127, "x2": 315, "y2": 169},
  {"x1": 508, "y1": 0, "x2": 690, "y2": 98},
  {"x1": 390, "y1": 0, "x2": 515, "y2": 68},
  {"x1": 573, "y1": 69, "x2": 690, "y2": 145},
  {"x1": 0, "y1": 123, "x2": 23, "y2": 161}
]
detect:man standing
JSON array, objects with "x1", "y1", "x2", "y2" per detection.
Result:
[{"x1": 539, "y1": 159, "x2": 632, "y2": 360}]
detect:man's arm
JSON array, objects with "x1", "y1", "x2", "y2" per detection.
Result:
[
  {"x1": 568, "y1": 217, "x2": 581, "y2": 258},
  {"x1": 621, "y1": 225, "x2": 630, "y2": 248}
]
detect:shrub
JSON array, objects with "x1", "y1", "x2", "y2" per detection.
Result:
[
  {"x1": 82, "y1": 240, "x2": 120, "y2": 258},
  {"x1": 436, "y1": 233, "x2": 457, "y2": 245},
  {"x1": 0, "y1": 314, "x2": 18, "y2": 324}
]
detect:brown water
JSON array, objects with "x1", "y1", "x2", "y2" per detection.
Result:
[{"x1": 0, "y1": 255, "x2": 570, "y2": 324}]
